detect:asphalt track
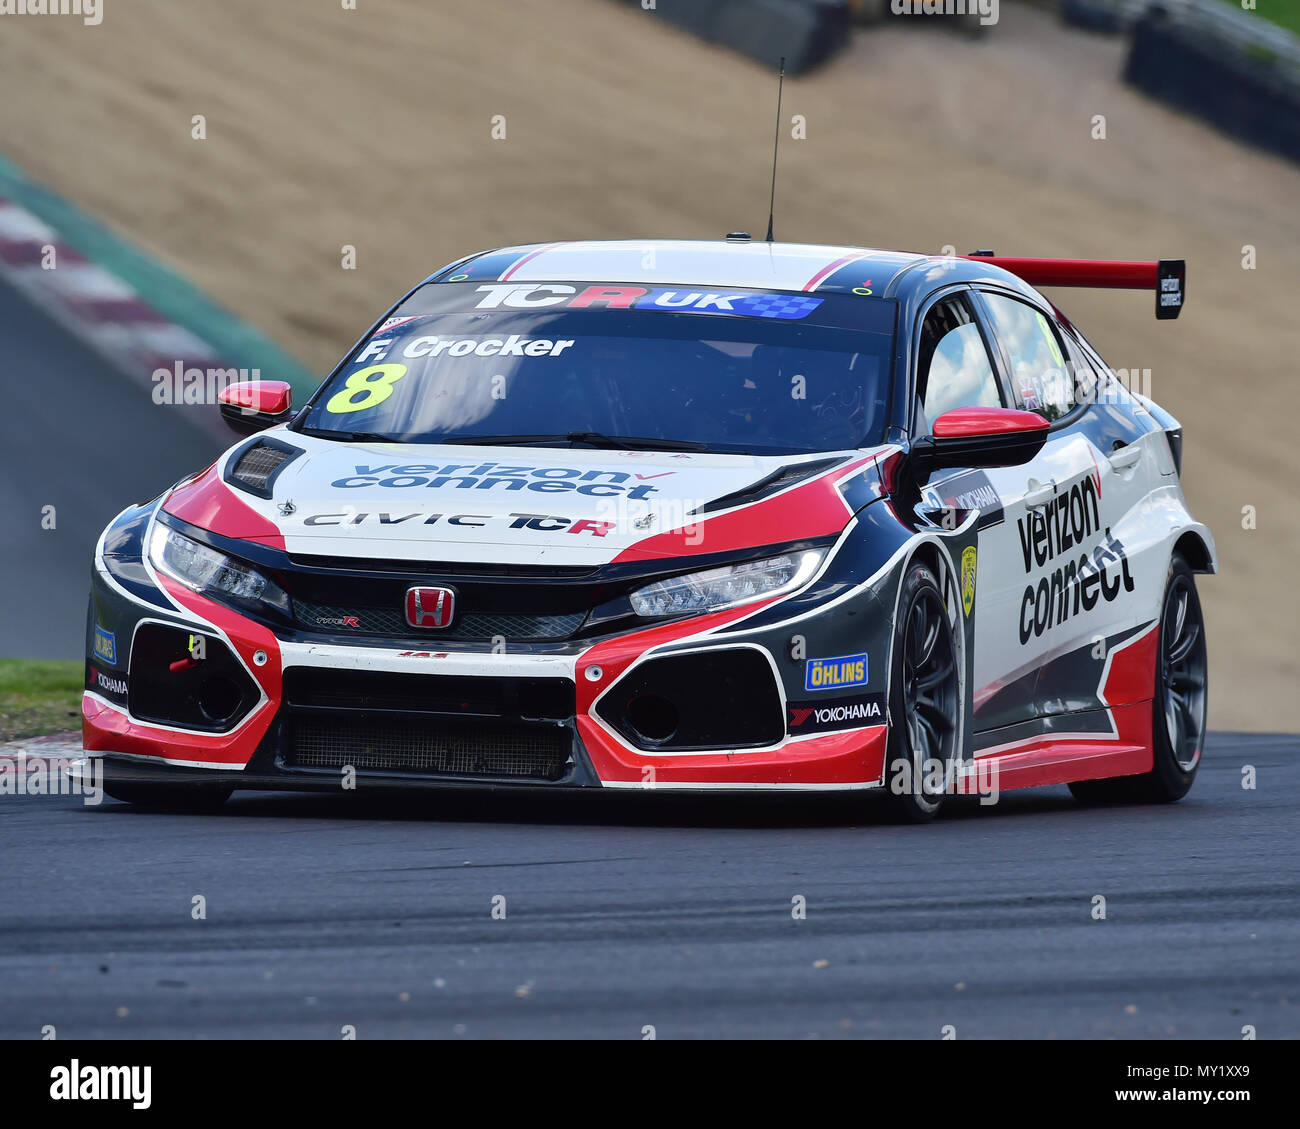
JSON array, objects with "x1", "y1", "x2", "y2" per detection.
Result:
[
  {"x1": 3, "y1": 275, "x2": 1296, "y2": 1039},
  {"x1": 0, "y1": 732, "x2": 1295, "y2": 1039},
  {"x1": 0, "y1": 276, "x2": 224, "y2": 659}
]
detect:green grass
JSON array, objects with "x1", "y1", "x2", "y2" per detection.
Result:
[
  {"x1": 1217, "y1": 0, "x2": 1300, "y2": 38},
  {"x1": 0, "y1": 660, "x2": 83, "y2": 742}
]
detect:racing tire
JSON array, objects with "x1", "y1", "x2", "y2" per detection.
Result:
[
  {"x1": 103, "y1": 780, "x2": 234, "y2": 812},
  {"x1": 1069, "y1": 552, "x2": 1207, "y2": 805},
  {"x1": 882, "y1": 561, "x2": 962, "y2": 823}
]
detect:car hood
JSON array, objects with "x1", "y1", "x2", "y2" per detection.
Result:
[{"x1": 163, "y1": 431, "x2": 884, "y2": 568}]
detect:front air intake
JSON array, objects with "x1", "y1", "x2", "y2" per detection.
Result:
[
  {"x1": 128, "y1": 624, "x2": 260, "y2": 732},
  {"x1": 226, "y1": 439, "x2": 300, "y2": 497},
  {"x1": 287, "y1": 719, "x2": 570, "y2": 780},
  {"x1": 596, "y1": 648, "x2": 785, "y2": 751}
]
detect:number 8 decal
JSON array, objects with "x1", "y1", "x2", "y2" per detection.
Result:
[{"x1": 325, "y1": 364, "x2": 408, "y2": 414}]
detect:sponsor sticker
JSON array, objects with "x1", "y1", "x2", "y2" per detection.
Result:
[
  {"x1": 378, "y1": 315, "x2": 425, "y2": 333},
  {"x1": 788, "y1": 692, "x2": 886, "y2": 734},
  {"x1": 922, "y1": 469, "x2": 1005, "y2": 530},
  {"x1": 87, "y1": 665, "x2": 128, "y2": 701},
  {"x1": 961, "y1": 545, "x2": 977, "y2": 617},
  {"x1": 803, "y1": 653, "x2": 869, "y2": 693},
  {"x1": 328, "y1": 462, "x2": 664, "y2": 500},
  {"x1": 393, "y1": 335, "x2": 576, "y2": 361},
  {"x1": 92, "y1": 626, "x2": 116, "y2": 665},
  {"x1": 1014, "y1": 473, "x2": 1135, "y2": 644},
  {"x1": 301, "y1": 510, "x2": 617, "y2": 537},
  {"x1": 470, "y1": 283, "x2": 824, "y2": 320}
]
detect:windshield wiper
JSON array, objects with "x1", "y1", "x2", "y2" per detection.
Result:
[
  {"x1": 298, "y1": 426, "x2": 403, "y2": 443},
  {"x1": 440, "y1": 432, "x2": 710, "y2": 452}
]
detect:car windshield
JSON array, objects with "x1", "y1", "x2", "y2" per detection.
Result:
[{"x1": 296, "y1": 281, "x2": 897, "y2": 455}]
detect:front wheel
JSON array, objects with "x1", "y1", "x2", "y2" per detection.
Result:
[
  {"x1": 882, "y1": 562, "x2": 962, "y2": 823},
  {"x1": 1069, "y1": 552, "x2": 1207, "y2": 805}
]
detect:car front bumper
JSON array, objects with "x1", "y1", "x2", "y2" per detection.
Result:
[{"x1": 83, "y1": 507, "x2": 895, "y2": 795}]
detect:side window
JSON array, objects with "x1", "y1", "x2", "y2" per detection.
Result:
[
  {"x1": 980, "y1": 292, "x2": 1076, "y2": 422},
  {"x1": 917, "y1": 295, "x2": 1002, "y2": 426},
  {"x1": 1059, "y1": 330, "x2": 1100, "y2": 408}
]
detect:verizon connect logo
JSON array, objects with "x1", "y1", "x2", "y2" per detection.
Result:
[{"x1": 50, "y1": 1060, "x2": 151, "y2": 1109}]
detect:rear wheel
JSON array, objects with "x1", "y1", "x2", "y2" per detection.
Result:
[
  {"x1": 103, "y1": 780, "x2": 233, "y2": 812},
  {"x1": 883, "y1": 562, "x2": 961, "y2": 823},
  {"x1": 1069, "y1": 552, "x2": 1207, "y2": 805}
]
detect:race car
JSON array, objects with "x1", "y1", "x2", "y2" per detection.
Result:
[{"x1": 74, "y1": 238, "x2": 1212, "y2": 821}]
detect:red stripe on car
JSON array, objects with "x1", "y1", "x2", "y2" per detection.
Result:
[
  {"x1": 802, "y1": 250, "x2": 869, "y2": 292},
  {"x1": 162, "y1": 463, "x2": 286, "y2": 549},
  {"x1": 499, "y1": 243, "x2": 565, "y2": 281},
  {"x1": 613, "y1": 456, "x2": 870, "y2": 563}
]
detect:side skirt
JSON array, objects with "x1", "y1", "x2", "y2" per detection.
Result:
[{"x1": 958, "y1": 701, "x2": 1154, "y2": 794}]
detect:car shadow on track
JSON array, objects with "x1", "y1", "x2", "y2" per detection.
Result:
[{"x1": 91, "y1": 785, "x2": 1085, "y2": 830}]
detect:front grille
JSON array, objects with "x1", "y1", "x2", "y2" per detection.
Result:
[
  {"x1": 293, "y1": 601, "x2": 585, "y2": 640},
  {"x1": 282, "y1": 668, "x2": 574, "y2": 720},
  {"x1": 288, "y1": 718, "x2": 570, "y2": 780}
]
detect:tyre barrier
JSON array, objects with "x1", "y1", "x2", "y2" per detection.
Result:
[
  {"x1": 611, "y1": 0, "x2": 852, "y2": 74},
  {"x1": 1124, "y1": 9, "x2": 1300, "y2": 166},
  {"x1": 1061, "y1": 0, "x2": 1132, "y2": 35}
]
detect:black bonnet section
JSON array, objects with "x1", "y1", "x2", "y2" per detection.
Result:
[{"x1": 691, "y1": 457, "x2": 848, "y2": 517}]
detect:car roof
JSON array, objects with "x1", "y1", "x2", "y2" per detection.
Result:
[{"x1": 426, "y1": 239, "x2": 1046, "y2": 305}]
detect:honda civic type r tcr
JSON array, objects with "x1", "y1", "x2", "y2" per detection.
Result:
[{"x1": 74, "y1": 239, "x2": 1212, "y2": 821}]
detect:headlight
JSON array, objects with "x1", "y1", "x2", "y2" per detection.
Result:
[
  {"x1": 628, "y1": 549, "x2": 826, "y2": 617},
  {"x1": 148, "y1": 524, "x2": 291, "y2": 617}
]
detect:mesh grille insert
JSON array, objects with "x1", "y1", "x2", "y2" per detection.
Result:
[
  {"x1": 293, "y1": 602, "x2": 585, "y2": 640},
  {"x1": 283, "y1": 667, "x2": 575, "y2": 720},
  {"x1": 288, "y1": 718, "x2": 569, "y2": 780},
  {"x1": 231, "y1": 443, "x2": 292, "y2": 490}
]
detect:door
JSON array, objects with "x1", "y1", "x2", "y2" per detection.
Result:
[
  {"x1": 911, "y1": 291, "x2": 1039, "y2": 734},
  {"x1": 974, "y1": 290, "x2": 1157, "y2": 732}
]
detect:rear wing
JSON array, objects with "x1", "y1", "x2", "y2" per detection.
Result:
[{"x1": 962, "y1": 253, "x2": 1186, "y2": 320}]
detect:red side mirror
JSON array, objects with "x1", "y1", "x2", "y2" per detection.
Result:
[
  {"x1": 933, "y1": 406, "x2": 1049, "y2": 439},
  {"x1": 918, "y1": 406, "x2": 1050, "y2": 470},
  {"x1": 218, "y1": 381, "x2": 294, "y2": 435}
]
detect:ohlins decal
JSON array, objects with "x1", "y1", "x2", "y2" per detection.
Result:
[
  {"x1": 1016, "y1": 476, "x2": 1134, "y2": 644},
  {"x1": 331, "y1": 463, "x2": 664, "y2": 499},
  {"x1": 804, "y1": 653, "x2": 869, "y2": 692},
  {"x1": 92, "y1": 626, "x2": 116, "y2": 665}
]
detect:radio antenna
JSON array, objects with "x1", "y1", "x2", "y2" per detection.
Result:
[{"x1": 765, "y1": 57, "x2": 785, "y2": 243}]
